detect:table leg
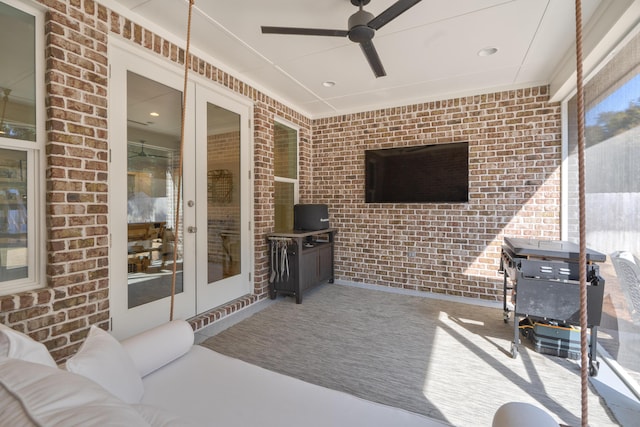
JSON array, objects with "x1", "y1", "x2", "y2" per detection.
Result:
[
  {"x1": 589, "y1": 326, "x2": 600, "y2": 376},
  {"x1": 503, "y1": 273, "x2": 510, "y2": 323},
  {"x1": 511, "y1": 306, "x2": 519, "y2": 358}
]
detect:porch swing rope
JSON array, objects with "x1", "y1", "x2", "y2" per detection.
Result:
[
  {"x1": 575, "y1": 0, "x2": 589, "y2": 425},
  {"x1": 170, "y1": 0, "x2": 195, "y2": 321}
]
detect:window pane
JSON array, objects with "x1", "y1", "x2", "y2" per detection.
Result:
[
  {"x1": 0, "y1": 2, "x2": 36, "y2": 141},
  {"x1": 275, "y1": 181, "x2": 294, "y2": 232},
  {"x1": 274, "y1": 121, "x2": 298, "y2": 232},
  {"x1": 566, "y1": 30, "x2": 640, "y2": 393},
  {"x1": 274, "y1": 122, "x2": 297, "y2": 179},
  {"x1": 0, "y1": 148, "x2": 28, "y2": 282}
]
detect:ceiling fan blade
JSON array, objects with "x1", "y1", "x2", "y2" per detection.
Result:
[
  {"x1": 130, "y1": 153, "x2": 168, "y2": 159},
  {"x1": 367, "y1": 0, "x2": 422, "y2": 31},
  {"x1": 261, "y1": 26, "x2": 349, "y2": 37},
  {"x1": 359, "y1": 40, "x2": 386, "y2": 78}
]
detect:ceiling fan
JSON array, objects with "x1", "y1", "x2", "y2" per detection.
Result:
[
  {"x1": 129, "y1": 141, "x2": 168, "y2": 159},
  {"x1": 261, "y1": 0, "x2": 422, "y2": 78}
]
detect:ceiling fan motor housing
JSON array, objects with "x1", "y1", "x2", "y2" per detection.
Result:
[{"x1": 348, "y1": 10, "x2": 375, "y2": 43}]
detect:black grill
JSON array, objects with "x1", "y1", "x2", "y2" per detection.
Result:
[{"x1": 499, "y1": 237, "x2": 606, "y2": 376}]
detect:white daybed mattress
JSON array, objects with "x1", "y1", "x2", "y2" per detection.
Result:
[{"x1": 140, "y1": 345, "x2": 450, "y2": 427}]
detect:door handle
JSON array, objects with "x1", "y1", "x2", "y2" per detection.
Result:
[{"x1": 188, "y1": 226, "x2": 197, "y2": 233}]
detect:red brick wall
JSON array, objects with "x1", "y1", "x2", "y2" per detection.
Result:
[{"x1": 311, "y1": 88, "x2": 562, "y2": 300}]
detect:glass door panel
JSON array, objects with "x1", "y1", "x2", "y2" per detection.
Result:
[
  {"x1": 126, "y1": 72, "x2": 184, "y2": 309},
  {"x1": 206, "y1": 104, "x2": 240, "y2": 283}
]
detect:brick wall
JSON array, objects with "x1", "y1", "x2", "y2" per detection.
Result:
[{"x1": 311, "y1": 88, "x2": 562, "y2": 300}]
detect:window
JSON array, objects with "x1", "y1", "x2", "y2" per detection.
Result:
[
  {"x1": 565, "y1": 27, "x2": 640, "y2": 395},
  {"x1": 274, "y1": 120, "x2": 298, "y2": 232},
  {"x1": 0, "y1": 0, "x2": 43, "y2": 295}
]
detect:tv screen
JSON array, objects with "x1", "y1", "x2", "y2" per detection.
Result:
[{"x1": 365, "y1": 142, "x2": 469, "y2": 203}]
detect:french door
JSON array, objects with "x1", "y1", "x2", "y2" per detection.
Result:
[
  {"x1": 109, "y1": 43, "x2": 252, "y2": 339},
  {"x1": 194, "y1": 85, "x2": 252, "y2": 313}
]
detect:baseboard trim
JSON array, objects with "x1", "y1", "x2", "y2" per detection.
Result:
[{"x1": 333, "y1": 279, "x2": 503, "y2": 309}]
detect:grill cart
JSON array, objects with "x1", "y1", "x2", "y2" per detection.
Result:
[{"x1": 499, "y1": 237, "x2": 606, "y2": 376}]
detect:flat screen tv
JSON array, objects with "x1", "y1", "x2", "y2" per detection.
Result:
[{"x1": 365, "y1": 142, "x2": 468, "y2": 203}]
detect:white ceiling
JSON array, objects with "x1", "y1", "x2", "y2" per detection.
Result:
[{"x1": 105, "y1": 0, "x2": 630, "y2": 119}]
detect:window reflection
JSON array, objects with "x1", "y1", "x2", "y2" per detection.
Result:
[
  {"x1": 126, "y1": 72, "x2": 183, "y2": 308},
  {"x1": 207, "y1": 103, "x2": 241, "y2": 283},
  {"x1": 0, "y1": 149, "x2": 27, "y2": 282},
  {"x1": 274, "y1": 121, "x2": 298, "y2": 232},
  {"x1": 274, "y1": 122, "x2": 298, "y2": 179},
  {"x1": 275, "y1": 181, "x2": 294, "y2": 232},
  {"x1": 0, "y1": 2, "x2": 36, "y2": 141}
]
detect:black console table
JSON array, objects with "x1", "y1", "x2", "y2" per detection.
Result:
[
  {"x1": 267, "y1": 229, "x2": 336, "y2": 303},
  {"x1": 499, "y1": 237, "x2": 606, "y2": 375}
]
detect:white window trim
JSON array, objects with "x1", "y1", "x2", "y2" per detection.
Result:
[{"x1": 0, "y1": 0, "x2": 46, "y2": 295}]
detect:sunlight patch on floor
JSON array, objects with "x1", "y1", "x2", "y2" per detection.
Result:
[{"x1": 418, "y1": 310, "x2": 583, "y2": 426}]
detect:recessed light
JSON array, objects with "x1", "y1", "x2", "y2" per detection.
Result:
[
  {"x1": 478, "y1": 47, "x2": 498, "y2": 57},
  {"x1": 150, "y1": 112, "x2": 160, "y2": 117},
  {"x1": 322, "y1": 81, "x2": 336, "y2": 88}
]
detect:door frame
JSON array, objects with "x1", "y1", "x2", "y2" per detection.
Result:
[
  {"x1": 108, "y1": 39, "x2": 255, "y2": 339},
  {"x1": 109, "y1": 40, "x2": 199, "y2": 340}
]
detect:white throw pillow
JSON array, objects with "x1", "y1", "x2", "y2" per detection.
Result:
[
  {"x1": 0, "y1": 357, "x2": 150, "y2": 426},
  {"x1": 121, "y1": 319, "x2": 194, "y2": 377},
  {"x1": 66, "y1": 325, "x2": 144, "y2": 404},
  {"x1": 0, "y1": 323, "x2": 57, "y2": 367}
]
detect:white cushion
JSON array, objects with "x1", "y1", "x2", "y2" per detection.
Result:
[
  {"x1": 121, "y1": 319, "x2": 194, "y2": 378},
  {"x1": 0, "y1": 323, "x2": 57, "y2": 367},
  {"x1": 0, "y1": 383, "x2": 38, "y2": 426},
  {"x1": 0, "y1": 357, "x2": 150, "y2": 426},
  {"x1": 492, "y1": 402, "x2": 560, "y2": 427},
  {"x1": 133, "y1": 404, "x2": 199, "y2": 427},
  {"x1": 66, "y1": 325, "x2": 144, "y2": 404},
  {"x1": 141, "y1": 346, "x2": 448, "y2": 427}
]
